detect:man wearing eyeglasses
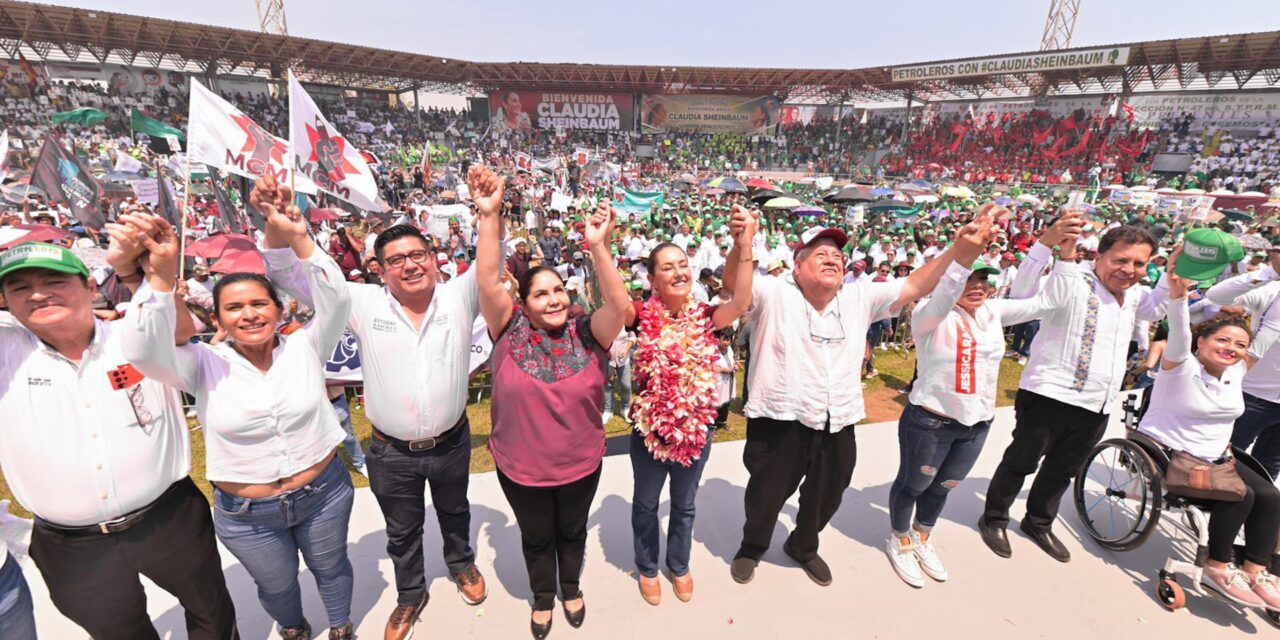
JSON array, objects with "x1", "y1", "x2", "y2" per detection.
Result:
[
  {"x1": 257, "y1": 173, "x2": 492, "y2": 640},
  {"x1": 721, "y1": 211, "x2": 992, "y2": 588},
  {"x1": 0, "y1": 215, "x2": 237, "y2": 639}
]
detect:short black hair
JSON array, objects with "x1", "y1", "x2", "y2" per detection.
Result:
[
  {"x1": 374, "y1": 224, "x2": 430, "y2": 261},
  {"x1": 1097, "y1": 225, "x2": 1157, "y2": 256}
]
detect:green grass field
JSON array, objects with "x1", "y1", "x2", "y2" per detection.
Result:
[{"x1": 0, "y1": 351, "x2": 1025, "y2": 518}]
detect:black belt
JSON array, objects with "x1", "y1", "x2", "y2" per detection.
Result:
[
  {"x1": 372, "y1": 415, "x2": 467, "y2": 452},
  {"x1": 37, "y1": 480, "x2": 184, "y2": 537}
]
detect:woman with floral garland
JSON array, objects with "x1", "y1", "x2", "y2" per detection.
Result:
[
  {"x1": 472, "y1": 166, "x2": 631, "y2": 640},
  {"x1": 625, "y1": 204, "x2": 757, "y2": 605}
]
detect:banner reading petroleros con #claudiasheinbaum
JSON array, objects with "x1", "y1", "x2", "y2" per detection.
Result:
[
  {"x1": 488, "y1": 90, "x2": 635, "y2": 134},
  {"x1": 639, "y1": 94, "x2": 783, "y2": 135}
]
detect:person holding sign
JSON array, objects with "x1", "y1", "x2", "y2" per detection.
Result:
[
  {"x1": 120, "y1": 192, "x2": 355, "y2": 639},
  {"x1": 885, "y1": 207, "x2": 1070, "y2": 588},
  {"x1": 980, "y1": 211, "x2": 1172, "y2": 563},
  {"x1": 473, "y1": 165, "x2": 630, "y2": 639},
  {"x1": 254, "y1": 173, "x2": 492, "y2": 640}
]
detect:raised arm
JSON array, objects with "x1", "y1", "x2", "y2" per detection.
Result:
[
  {"x1": 1205, "y1": 255, "x2": 1279, "y2": 307},
  {"x1": 586, "y1": 202, "x2": 630, "y2": 348},
  {"x1": 711, "y1": 205, "x2": 757, "y2": 330},
  {"x1": 469, "y1": 165, "x2": 514, "y2": 338},
  {"x1": 1008, "y1": 210, "x2": 1085, "y2": 300},
  {"x1": 1159, "y1": 251, "x2": 1194, "y2": 371},
  {"x1": 120, "y1": 214, "x2": 201, "y2": 393},
  {"x1": 893, "y1": 205, "x2": 994, "y2": 312},
  {"x1": 109, "y1": 212, "x2": 196, "y2": 345}
]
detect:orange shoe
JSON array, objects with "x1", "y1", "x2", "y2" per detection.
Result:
[
  {"x1": 454, "y1": 565, "x2": 488, "y2": 605},
  {"x1": 672, "y1": 572, "x2": 693, "y2": 602},
  {"x1": 638, "y1": 574, "x2": 661, "y2": 606}
]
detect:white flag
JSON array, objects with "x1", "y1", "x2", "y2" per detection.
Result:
[
  {"x1": 187, "y1": 80, "x2": 315, "y2": 194},
  {"x1": 288, "y1": 71, "x2": 385, "y2": 212},
  {"x1": 114, "y1": 150, "x2": 143, "y2": 174},
  {"x1": 0, "y1": 130, "x2": 8, "y2": 183}
]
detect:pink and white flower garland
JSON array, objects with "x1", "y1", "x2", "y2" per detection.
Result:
[{"x1": 630, "y1": 297, "x2": 719, "y2": 466}]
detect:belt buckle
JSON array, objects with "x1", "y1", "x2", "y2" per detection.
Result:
[
  {"x1": 97, "y1": 515, "x2": 128, "y2": 534},
  {"x1": 408, "y1": 437, "x2": 437, "y2": 452}
]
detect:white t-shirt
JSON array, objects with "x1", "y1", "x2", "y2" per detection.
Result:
[{"x1": 1138, "y1": 357, "x2": 1245, "y2": 460}]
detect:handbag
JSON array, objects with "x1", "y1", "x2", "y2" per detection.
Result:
[{"x1": 1164, "y1": 449, "x2": 1248, "y2": 502}]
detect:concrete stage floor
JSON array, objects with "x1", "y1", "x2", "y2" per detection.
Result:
[{"x1": 29, "y1": 403, "x2": 1277, "y2": 638}]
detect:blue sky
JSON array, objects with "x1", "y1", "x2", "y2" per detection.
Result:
[{"x1": 33, "y1": 0, "x2": 1277, "y2": 68}]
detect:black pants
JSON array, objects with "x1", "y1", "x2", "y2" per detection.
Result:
[
  {"x1": 497, "y1": 465, "x2": 602, "y2": 611},
  {"x1": 983, "y1": 389, "x2": 1109, "y2": 532},
  {"x1": 29, "y1": 478, "x2": 237, "y2": 640},
  {"x1": 366, "y1": 418, "x2": 475, "y2": 605},
  {"x1": 735, "y1": 417, "x2": 857, "y2": 562},
  {"x1": 714, "y1": 402, "x2": 730, "y2": 428},
  {"x1": 1209, "y1": 460, "x2": 1280, "y2": 566}
]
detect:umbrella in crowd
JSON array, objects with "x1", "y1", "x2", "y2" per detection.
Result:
[
  {"x1": 704, "y1": 176, "x2": 747, "y2": 193},
  {"x1": 745, "y1": 178, "x2": 778, "y2": 191},
  {"x1": 307, "y1": 208, "x2": 339, "y2": 223},
  {"x1": 1221, "y1": 208, "x2": 1254, "y2": 222},
  {"x1": 210, "y1": 248, "x2": 266, "y2": 275},
  {"x1": 749, "y1": 189, "x2": 786, "y2": 204},
  {"x1": 941, "y1": 185, "x2": 976, "y2": 199},
  {"x1": 1016, "y1": 193, "x2": 1042, "y2": 204},
  {"x1": 868, "y1": 200, "x2": 915, "y2": 213},
  {"x1": 1, "y1": 183, "x2": 45, "y2": 203},
  {"x1": 871, "y1": 186, "x2": 897, "y2": 197},
  {"x1": 762, "y1": 196, "x2": 803, "y2": 209},
  {"x1": 1235, "y1": 233, "x2": 1273, "y2": 251},
  {"x1": 824, "y1": 185, "x2": 876, "y2": 203},
  {"x1": 793, "y1": 206, "x2": 826, "y2": 217},
  {"x1": 185, "y1": 233, "x2": 257, "y2": 259},
  {"x1": 0, "y1": 224, "x2": 72, "y2": 250}
]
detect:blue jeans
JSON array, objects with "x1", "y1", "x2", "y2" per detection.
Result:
[
  {"x1": 603, "y1": 360, "x2": 632, "y2": 414},
  {"x1": 888, "y1": 403, "x2": 991, "y2": 536},
  {"x1": 1010, "y1": 320, "x2": 1040, "y2": 357},
  {"x1": 1232, "y1": 393, "x2": 1280, "y2": 479},
  {"x1": 630, "y1": 432, "x2": 712, "y2": 578},
  {"x1": 213, "y1": 456, "x2": 355, "y2": 629},
  {"x1": 331, "y1": 393, "x2": 366, "y2": 468},
  {"x1": 0, "y1": 554, "x2": 35, "y2": 640}
]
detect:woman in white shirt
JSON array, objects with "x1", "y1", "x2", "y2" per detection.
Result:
[
  {"x1": 121, "y1": 188, "x2": 356, "y2": 640},
  {"x1": 1137, "y1": 264, "x2": 1280, "y2": 612},
  {"x1": 886, "y1": 223, "x2": 1070, "y2": 588}
]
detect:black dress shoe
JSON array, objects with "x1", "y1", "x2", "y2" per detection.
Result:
[
  {"x1": 730, "y1": 557, "x2": 758, "y2": 584},
  {"x1": 563, "y1": 594, "x2": 586, "y2": 628},
  {"x1": 1019, "y1": 520, "x2": 1070, "y2": 563},
  {"x1": 978, "y1": 517, "x2": 1012, "y2": 558},
  {"x1": 530, "y1": 611, "x2": 553, "y2": 640},
  {"x1": 783, "y1": 537, "x2": 833, "y2": 586}
]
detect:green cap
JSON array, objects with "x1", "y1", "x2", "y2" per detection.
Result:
[
  {"x1": 1175, "y1": 228, "x2": 1246, "y2": 282},
  {"x1": 0, "y1": 242, "x2": 90, "y2": 283},
  {"x1": 971, "y1": 260, "x2": 1001, "y2": 278}
]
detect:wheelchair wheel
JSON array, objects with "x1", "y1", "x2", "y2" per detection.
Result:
[
  {"x1": 1266, "y1": 610, "x2": 1280, "y2": 628},
  {"x1": 1156, "y1": 578, "x2": 1185, "y2": 611},
  {"x1": 1073, "y1": 438, "x2": 1163, "y2": 551}
]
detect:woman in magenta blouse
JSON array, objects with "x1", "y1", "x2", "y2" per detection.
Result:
[{"x1": 470, "y1": 166, "x2": 631, "y2": 639}]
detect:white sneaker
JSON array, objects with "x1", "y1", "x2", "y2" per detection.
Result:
[
  {"x1": 885, "y1": 537, "x2": 924, "y2": 588},
  {"x1": 621, "y1": 408, "x2": 633, "y2": 425},
  {"x1": 185, "y1": 408, "x2": 197, "y2": 418},
  {"x1": 911, "y1": 531, "x2": 948, "y2": 582},
  {"x1": 353, "y1": 462, "x2": 367, "y2": 476},
  {"x1": 602, "y1": 411, "x2": 613, "y2": 425},
  {"x1": 1017, "y1": 356, "x2": 1028, "y2": 365}
]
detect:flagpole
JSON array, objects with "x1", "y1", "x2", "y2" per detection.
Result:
[{"x1": 180, "y1": 151, "x2": 192, "y2": 281}]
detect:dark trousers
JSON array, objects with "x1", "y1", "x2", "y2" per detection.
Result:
[
  {"x1": 29, "y1": 478, "x2": 237, "y2": 640},
  {"x1": 1208, "y1": 461, "x2": 1280, "y2": 566},
  {"x1": 366, "y1": 418, "x2": 475, "y2": 605},
  {"x1": 1010, "y1": 321, "x2": 1040, "y2": 357},
  {"x1": 1231, "y1": 393, "x2": 1280, "y2": 479},
  {"x1": 497, "y1": 464, "x2": 602, "y2": 611},
  {"x1": 714, "y1": 402, "x2": 730, "y2": 428},
  {"x1": 983, "y1": 389, "x2": 1108, "y2": 532},
  {"x1": 735, "y1": 417, "x2": 858, "y2": 562}
]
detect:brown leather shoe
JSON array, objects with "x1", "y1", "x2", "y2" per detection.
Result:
[
  {"x1": 454, "y1": 564, "x2": 488, "y2": 605},
  {"x1": 384, "y1": 592, "x2": 428, "y2": 640},
  {"x1": 638, "y1": 574, "x2": 661, "y2": 605},
  {"x1": 672, "y1": 572, "x2": 693, "y2": 602}
]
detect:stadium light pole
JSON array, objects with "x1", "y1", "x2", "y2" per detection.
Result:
[
  {"x1": 1040, "y1": 0, "x2": 1081, "y2": 51},
  {"x1": 256, "y1": 0, "x2": 289, "y2": 35}
]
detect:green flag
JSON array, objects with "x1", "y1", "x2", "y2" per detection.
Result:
[
  {"x1": 50, "y1": 108, "x2": 108, "y2": 126},
  {"x1": 130, "y1": 107, "x2": 185, "y2": 140}
]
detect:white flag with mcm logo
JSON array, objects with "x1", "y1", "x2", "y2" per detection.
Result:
[
  {"x1": 288, "y1": 71, "x2": 387, "y2": 213},
  {"x1": 187, "y1": 80, "x2": 316, "y2": 194}
]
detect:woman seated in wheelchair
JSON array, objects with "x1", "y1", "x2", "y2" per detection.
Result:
[{"x1": 1136, "y1": 249, "x2": 1280, "y2": 610}]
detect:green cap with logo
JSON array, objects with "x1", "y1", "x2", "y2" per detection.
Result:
[
  {"x1": 0, "y1": 242, "x2": 90, "y2": 284},
  {"x1": 1174, "y1": 228, "x2": 1245, "y2": 283}
]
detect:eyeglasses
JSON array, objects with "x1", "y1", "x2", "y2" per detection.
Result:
[
  {"x1": 126, "y1": 383, "x2": 153, "y2": 429},
  {"x1": 805, "y1": 298, "x2": 846, "y2": 345},
  {"x1": 382, "y1": 250, "x2": 431, "y2": 269}
]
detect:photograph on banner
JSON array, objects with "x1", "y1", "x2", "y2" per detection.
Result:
[
  {"x1": 1181, "y1": 195, "x2": 1217, "y2": 222},
  {"x1": 639, "y1": 94, "x2": 783, "y2": 135},
  {"x1": 488, "y1": 90, "x2": 634, "y2": 134}
]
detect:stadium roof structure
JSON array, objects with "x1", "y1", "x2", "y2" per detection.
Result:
[{"x1": 1, "y1": 0, "x2": 1280, "y2": 104}]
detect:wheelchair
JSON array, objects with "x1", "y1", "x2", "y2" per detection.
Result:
[{"x1": 1071, "y1": 392, "x2": 1280, "y2": 625}]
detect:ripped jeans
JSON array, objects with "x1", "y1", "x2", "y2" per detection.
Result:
[{"x1": 888, "y1": 403, "x2": 991, "y2": 537}]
